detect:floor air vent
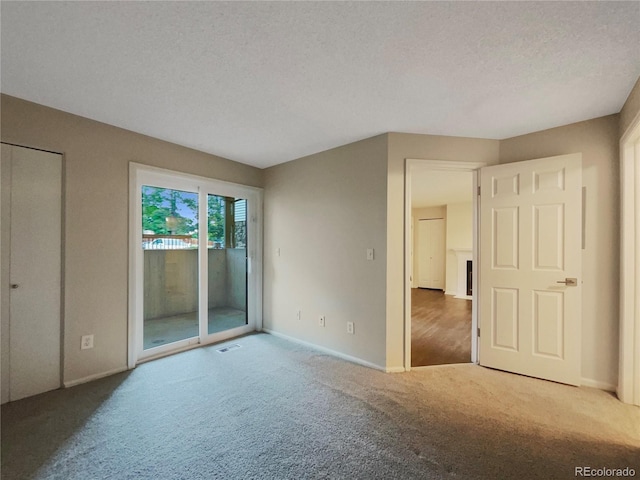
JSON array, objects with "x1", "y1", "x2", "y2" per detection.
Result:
[{"x1": 217, "y1": 344, "x2": 242, "y2": 353}]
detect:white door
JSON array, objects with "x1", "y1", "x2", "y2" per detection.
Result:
[
  {"x1": 418, "y1": 218, "x2": 445, "y2": 290},
  {"x1": 1, "y1": 144, "x2": 62, "y2": 403},
  {"x1": 479, "y1": 153, "x2": 582, "y2": 385}
]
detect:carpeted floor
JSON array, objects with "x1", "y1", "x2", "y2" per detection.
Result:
[{"x1": 2, "y1": 333, "x2": 639, "y2": 479}]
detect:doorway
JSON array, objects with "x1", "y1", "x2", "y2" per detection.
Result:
[
  {"x1": 129, "y1": 164, "x2": 262, "y2": 366},
  {"x1": 1, "y1": 143, "x2": 63, "y2": 403},
  {"x1": 404, "y1": 160, "x2": 484, "y2": 369}
]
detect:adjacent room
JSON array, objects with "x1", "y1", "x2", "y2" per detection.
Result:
[
  {"x1": 1, "y1": 1, "x2": 639, "y2": 479},
  {"x1": 410, "y1": 168, "x2": 474, "y2": 367}
]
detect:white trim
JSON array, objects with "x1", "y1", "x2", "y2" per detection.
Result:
[
  {"x1": 63, "y1": 366, "x2": 128, "y2": 388},
  {"x1": 405, "y1": 166, "x2": 412, "y2": 370},
  {"x1": 404, "y1": 160, "x2": 485, "y2": 371},
  {"x1": 471, "y1": 169, "x2": 480, "y2": 364},
  {"x1": 128, "y1": 162, "x2": 263, "y2": 367},
  {"x1": 128, "y1": 163, "x2": 139, "y2": 369},
  {"x1": 135, "y1": 325, "x2": 256, "y2": 365},
  {"x1": 581, "y1": 378, "x2": 616, "y2": 392},
  {"x1": 618, "y1": 112, "x2": 640, "y2": 406},
  {"x1": 263, "y1": 329, "x2": 390, "y2": 372},
  {"x1": 406, "y1": 159, "x2": 486, "y2": 172},
  {"x1": 385, "y1": 366, "x2": 407, "y2": 373}
]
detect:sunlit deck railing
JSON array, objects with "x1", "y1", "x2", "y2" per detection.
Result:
[{"x1": 142, "y1": 235, "x2": 197, "y2": 250}]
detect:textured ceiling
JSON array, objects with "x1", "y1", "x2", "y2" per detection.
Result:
[{"x1": 2, "y1": 1, "x2": 639, "y2": 168}]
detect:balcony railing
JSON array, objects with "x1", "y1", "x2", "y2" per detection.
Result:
[{"x1": 142, "y1": 235, "x2": 197, "y2": 250}]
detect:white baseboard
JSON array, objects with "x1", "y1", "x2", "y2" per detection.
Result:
[
  {"x1": 263, "y1": 329, "x2": 391, "y2": 372},
  {"x1": 444, "y1": 290, "x2": 456, "y2": 296},
  {"x1": 64, "y1": 366, "x2": 129, "y2": 388},
  {"x1": 385, "y1": 366, "x2": 406, "y2": 373},
  {"x1": 454, "y1": 294, "x2": 472, "y2": 300},
  {"x1": 581, "y1": 377, "x2": 616, "y2": 392}
]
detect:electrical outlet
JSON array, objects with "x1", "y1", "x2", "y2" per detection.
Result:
[
  {"x1": 347, "y1": 321, "x2": 354, "y2": 334},
  {"x1": 81, "y1": 334, "x2": 94, "y2": 350},
  {"x1": 296, "y1": 310, "x2": 301, "y2": 321},
  {"x1": 319, "y1": 315, "x2": 326, "y2": 327}
]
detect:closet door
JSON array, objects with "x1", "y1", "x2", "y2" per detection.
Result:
[
  {"x1": 1, "y1": 144, "x2": 62, "y2": 403},
  {"x1": 418, "y1": 218, "x2": 445, "y2": 290}
]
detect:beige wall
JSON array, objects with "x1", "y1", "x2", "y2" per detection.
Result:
[
  {"x1": 263, "y1": 135, "x2": 389, "y2": 368},
  {"x1": 387, "y1": 133, "x2": 500, "y2": 369},
  {"x1": 445, "y1": 202, "x2": 473, "y2": 295},
  {"x1": 499, "y1": 114, "x2": 619, "y2": 388},
  {"x1": 0, "y1": 94, "x2": 262, "y2": 385},
  {"x1": 620, "y1": 76, "x2": 640, "y2": 138},
  {"x1": 4, "y1": 77, "x2": 637, "y2": 390}
]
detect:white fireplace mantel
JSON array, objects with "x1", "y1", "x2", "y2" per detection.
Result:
[{"x1": 451, "y1": 249, "x2": 472, "y2": 300}]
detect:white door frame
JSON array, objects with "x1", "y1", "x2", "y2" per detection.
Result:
[
  {"x1": 619, "y1": 113, "x2": 640, "y2": 406},
  {"x1": 404, "y1": 159, "x2": 486, "y2": 370},
  {"x1": 128, "y1": 163, "x2": 263, "y2": 368}
]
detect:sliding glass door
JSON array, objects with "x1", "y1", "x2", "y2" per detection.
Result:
[{"x1": 130, "y1": 164, "x2": 262, "y2": 364}]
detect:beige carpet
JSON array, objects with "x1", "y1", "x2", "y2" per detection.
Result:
[{"x1": 2, "y1": 333, "x2": 639, "y2": 479}]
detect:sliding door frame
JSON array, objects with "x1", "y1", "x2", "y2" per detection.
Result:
[{"x1": 128, "y1": 163, "x2": 263, "y2": 368}]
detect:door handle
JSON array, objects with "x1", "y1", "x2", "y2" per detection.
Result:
[{"x1": 556, "y1": 278, "x2": 577, "y2": 286}]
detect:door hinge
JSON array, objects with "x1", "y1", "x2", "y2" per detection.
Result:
[
  {"x1": 477, "y1": 327, "x2": 481, "y2": 337},
  {"x1": 477, "y1": 186, "x2": 481, "y2": 196}
]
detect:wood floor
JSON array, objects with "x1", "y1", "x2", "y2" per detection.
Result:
[{"x1": 411, "y1": 288, "x2": 472, "y2": 367}]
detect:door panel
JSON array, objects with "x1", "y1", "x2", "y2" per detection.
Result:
[
  {"x1": 492, "y1": 207, "x2": 519, "y2": 269},
  {"x1": 418, "y1": 218, "x2": 445, "y2": 289},
  {"x1": 491, "y1": 287, "x2": 519, "y2": 351},
  {"x1": 479, "y1": 153, "x2": 582, "y2": 386},
  {"x1": 532, "y1": 290, "x2": 563, "y2": 358},
  {"x1": 533, "y1": 204, "x2": 564, "y2": 270},
  {"x1": 2, "y1": 144, "x2": 62, "y2": 402}
]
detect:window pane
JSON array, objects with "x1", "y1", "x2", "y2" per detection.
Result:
[{"x1": 142, "y1": 186, "x2": 199, "y2": 349}]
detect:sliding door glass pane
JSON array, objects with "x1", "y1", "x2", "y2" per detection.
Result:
[
  {"x1": 207, "y1": 194, "x2": 248, "y2": 334},
  {"x1": 142, "y1": 186, "x2": 199, "y2": 349}
]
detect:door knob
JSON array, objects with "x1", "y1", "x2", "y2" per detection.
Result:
[
  {"x1": 556, "y1": 278, "x2": 577, "y2": 286},
  {"x1": 10, "y1": 284, "x2": 19, "y2": 289}
]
